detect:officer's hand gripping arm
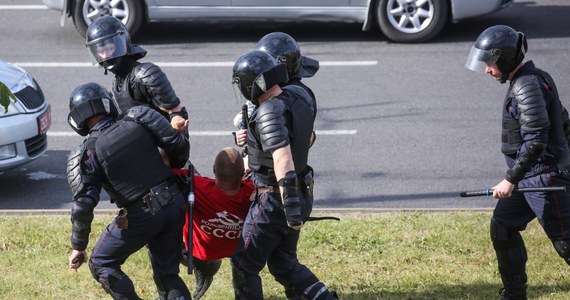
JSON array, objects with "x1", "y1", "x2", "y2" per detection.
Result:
[{"x1": 127, "y1": 106, "x2": 190, "y2": 168}]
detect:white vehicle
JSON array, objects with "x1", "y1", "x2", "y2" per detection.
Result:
[
  {"x1": 0, "y1": 60, "x2": 51, "y2": 172},
  {"x1": 43, "y1": 0, "x2": 513, "y2": 43}
]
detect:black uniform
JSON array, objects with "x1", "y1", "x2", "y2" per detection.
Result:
[
  {"x1": 67, "y1": 106, "x2": 191, "y2": 300},
  {"x1": 491, "y1": 60, "x2": 570, "y2": 298},
  {"x1": 230, "y1": 86, "x2": 335, "y2": 300}
]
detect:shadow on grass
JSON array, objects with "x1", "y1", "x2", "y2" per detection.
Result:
[{"x1": 266, "y1": 283, "x2": 570, "y2": 299}]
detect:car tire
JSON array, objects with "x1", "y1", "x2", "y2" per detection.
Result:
[
  {"x1": 376, "y1": 0, "x2": 449, "y2": 43},
  {"x1": 72, "y1": 0, "x2": 144, "y2": 38}
]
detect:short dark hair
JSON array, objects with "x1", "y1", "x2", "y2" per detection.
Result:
[{"x1": 214, "y1": 147, "x2": 244, "y2": 184}]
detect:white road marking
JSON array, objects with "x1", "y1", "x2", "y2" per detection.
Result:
[
  {"x1": 48, "y1": 130, "x2": 357, "y2": 137},
  {"x1": 14, "y1": 61, "x2": 377, "y2": 68},
  {"x1": 0, "y1": 5, "x2": 48, "y2": 10}
]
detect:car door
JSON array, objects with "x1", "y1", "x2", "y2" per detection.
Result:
[
  {"x1": 152, "y1": 0, "x2": 231, "y2": 6},
  {"x1": 232, "y1": 0, "x2": 348, "y2": 6}
]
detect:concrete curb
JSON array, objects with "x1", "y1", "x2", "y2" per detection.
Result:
[{"x1": 0, "y1": 207, "x2": 493, "y2": 216}]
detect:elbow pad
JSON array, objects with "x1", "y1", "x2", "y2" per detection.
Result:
[
  {"x1": 506, "y1": 140, "x2": 547, "y2": 183},
  {"x1": 279, "y1": 171, "x2": 302, "y2": 228}
]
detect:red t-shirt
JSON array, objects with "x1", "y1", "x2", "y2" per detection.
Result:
[{"x1": 183, "y1": 175, "x2": 255, "y2": 260}]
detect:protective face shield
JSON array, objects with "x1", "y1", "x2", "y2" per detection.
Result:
[
  {"x1": 86, "y1": 16, "x2": 130, "y2": 70},
  {"x1": 87, "y1": 34, "x2": 128, "y2": 70},
  {"x1": 465, "y1": 25, "x2": 527, "y2": 83},
  {"x1": 464, "y1": 47, "x2": 501, "y2": 74},
  {"x1": 232, "y1": 50, "x2": 288, "y2": 106},
  {"x1": 68, "y1": 82, "x2": 118, "y2": 136}
]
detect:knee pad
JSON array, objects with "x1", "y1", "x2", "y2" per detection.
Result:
[
  {"x1": 490, "y1": 218, "x2": 528, "y2": 286},
  {"x1": 89, "y1": 262, "x2": 140, "y2": 300},
  {"x1": 490, "y1": 217, "x2": 511, "y2": 244},
  {"x1": 553, "y1": 239, "x2": 570, "y2": 265}
]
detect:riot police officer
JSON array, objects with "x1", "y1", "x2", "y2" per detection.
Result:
[
  {"x1": 85, "y1": 16, "x2": 189, "y2": 133},
  {"x1": 465, "y1": 25, "x2": 570, "y2": 299},
  {"x1": 66, "y1": 82, "x2": 191, "y2": 300},
  {"x1": 233, "y1": 32, "x2": 318, "y2": 182},
  {"x1": 230, "y1": 50, "x2": 338, "y2": 300}
]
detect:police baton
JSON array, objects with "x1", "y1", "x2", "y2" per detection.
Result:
[
  {"x1": 459, "y1": 186, "x2": 566, "y2": 197},
  {"x1": 241, "y1": 104, "x2": 249, "y2": 130},
  {"x1": 187, "y1": 164, "x2": 195, "y2": 274}
]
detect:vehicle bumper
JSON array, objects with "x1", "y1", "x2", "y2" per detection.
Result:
[
  {"x1": 451, "y1": 0, "x2": 513, "y2": 21},
  {"x1": 0, "y1": 105, "x2": 50, "y2": 172},
  {"x1": 42, "y1": 0, "x2": 65, "y2": 11}
]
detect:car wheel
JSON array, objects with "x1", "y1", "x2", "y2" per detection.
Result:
[
  {"x1": 72, "y1": 0, "x2": 143, "y2": 38},
  {"x1": 376, "y1": 0, "x2": 449, "y2": 43}
]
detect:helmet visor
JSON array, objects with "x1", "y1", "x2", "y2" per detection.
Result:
[
  {"x1": 87, "y1": 35, "x2": 128, "y2": 66},
  {"x1": 464, "y1": 46, "x2": 500, "y2": 73},
  {"x1": 232, "y1": 76, "x2": 248, "y2": 104}
]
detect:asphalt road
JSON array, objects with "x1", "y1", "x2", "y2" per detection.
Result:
[{"x1": 0, "y1": 0, "x2": 569, "y2": 210}]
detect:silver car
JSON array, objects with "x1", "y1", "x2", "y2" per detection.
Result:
[
  {"x1": 0, "y1": 60, "x2": 51, "y2": 172},
  {"x1": 43, "y1": 0, "x2": 513, "y2": 43}
]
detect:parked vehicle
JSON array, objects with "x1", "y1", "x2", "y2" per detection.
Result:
[
  {"x1": 0, "y1": 59, "x2": 51, "y2": 172},
  {"x1": 42, "y1": 0, "x2": 513, "y2": 43}
]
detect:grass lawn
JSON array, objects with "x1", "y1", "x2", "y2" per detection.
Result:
[{"x1": 1, "y1": 211, "x2": 569, "y2": 299}]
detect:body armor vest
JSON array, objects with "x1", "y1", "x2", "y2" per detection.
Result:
[
  {"x1": 501, "y1": 61, "x2": 569, "y2": 166},
  {"x1": 95, "y1": 119, "x2": 172, "y2": 205},
  {"x1": 112, "y1": 71, "x2": 141, "y2": 114},
  {"x1": 112, "y1": 62, "x2": 172, "y2": 120},
  {"x1": 247, "y1": 86, "x2": 314, "y2": 185}
]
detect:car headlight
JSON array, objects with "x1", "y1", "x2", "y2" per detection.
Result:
[
  {"x1": 15, "y1": 72, "x2": 37, "y2": 91},
  {"x1": 0, "y1": 144, "x2": 17, "y2": 160}
]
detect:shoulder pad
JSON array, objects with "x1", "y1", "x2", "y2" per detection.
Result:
[
  {"x1": 512, "y1": 75, "x2": 543, "y2": 101},
  {"x1": 66, "y1": 143, "x2": 99, "y2": 198},
  {"x1": 512, "y1": 75, "x2": 549, "y2": 132},
  {"x1": 132, "y1": 62, "x2": 180, "y2": 110},
  {"x1": 256, "y1": 99, "x2": 289, "y2": 151},
  {"x1": 66, "y1": 144, "x2": 84, "y2": 196}
]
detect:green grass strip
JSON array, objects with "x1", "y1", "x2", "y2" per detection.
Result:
[{"x1": 1, "y1": 212, "x2": 569, "y2": 299}]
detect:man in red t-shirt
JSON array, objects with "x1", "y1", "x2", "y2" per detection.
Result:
[{"x1": 181, "y1": 147, "x2": 255, "y2": 299}]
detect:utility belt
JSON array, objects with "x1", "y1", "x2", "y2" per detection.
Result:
[
  {"x1": 257, "y1": 166, "x2": 314, "y2": 199},
  {"x1": 123, "y1": 178, "x2": 180, "y2": 215},
  {"x1": 525, "y1": 162, "x2": 565, "y2": 179}
]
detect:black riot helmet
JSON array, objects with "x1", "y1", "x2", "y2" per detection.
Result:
[
  {"x1": 68, "y1": 82, "x2": 118, "y2": 136},
  {"x1": 256, "y1": 32, "x2": 302, "y2": 79},
  {"x1": 232, "y1": 50, "x2": 288, "y2": 105},
  {"x1": 465, "y1": 25, "x2": 528, "y2": 83},
  {"x1": 85, "y1": 16, "x2": 146, "y2": 71}
]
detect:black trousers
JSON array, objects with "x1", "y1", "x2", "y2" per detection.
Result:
[
  {"x1": 231, "y1": 190, "x2": 319, "y2": 299},
  {"x1": 89, "y1": 195, "x2": 189, "y2": 298}
]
